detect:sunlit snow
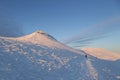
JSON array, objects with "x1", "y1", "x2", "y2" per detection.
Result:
[{"x1": 0, "y1": 30, "x2": 120, "y2": 80}]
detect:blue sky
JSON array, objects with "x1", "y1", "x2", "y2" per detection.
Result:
[{"x1": 0, "y1": 0, "x2": 120, "y2": 53}]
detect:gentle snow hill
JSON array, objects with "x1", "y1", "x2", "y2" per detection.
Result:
[
  {"x1": 81, "y1": 48, "x2": 120, "y2": 61},
  {"x1": 0, "y1": 30, "x2": 120, "y2": 80}
]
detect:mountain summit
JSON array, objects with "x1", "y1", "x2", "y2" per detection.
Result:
[
  {"x1": 16, "y1": 30, "x2": 57, "y2": 45},
  {"x1": 10, "y1": 30, "x2": 66, "y2": 48},
  {"x1": 36, "y1": 30, "x2": 46, "y2": 33}
]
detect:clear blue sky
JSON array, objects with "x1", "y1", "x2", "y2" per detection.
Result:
[{"x1": 0, "y1": 0, "x2": 120, "y2": 52}]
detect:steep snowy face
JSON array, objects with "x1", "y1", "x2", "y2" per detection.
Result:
[{"x1": 81, "y1": 48, "x2": 120, "y2": 61}]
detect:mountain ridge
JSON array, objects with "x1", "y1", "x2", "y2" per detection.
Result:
[{"x1": 81, "y1": 48, "x2": 120, "y2": 61}]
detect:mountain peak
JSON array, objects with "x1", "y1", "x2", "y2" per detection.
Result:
[
  {"x1": 35, "y1": 30, "x2": 46, "y2": 34},
  {"x1": 15, "y1": 30, "x2": 58, "y2": 45},
  {"x1": 32, "y1": 30, "x2": 57, "y2": 41}
]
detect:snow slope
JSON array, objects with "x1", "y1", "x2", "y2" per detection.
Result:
[
  {"x1": 82, "y1": 48, "x2": 120, "y2": 80},
  {"x1": 81, "y1": 48, "x2": 120, "y2": 61},
  {"x1": 0, "y1": 30, "x2": 120, "y2": 80}
]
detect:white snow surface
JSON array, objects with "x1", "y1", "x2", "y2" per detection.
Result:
[
  {"x1": 81, "y1": 48, "x2": 120, "y2": 61},
  {"x1": 0, "y1": 30, "x2": 120, "y2": 80},
  {"x1": 86, "y1": 59, "x2": 98, "y2": 80}
]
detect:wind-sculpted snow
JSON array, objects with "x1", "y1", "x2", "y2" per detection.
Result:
[
  {"x1": 0, "y1": 37, "x2": 90, "y2": 80},
  {"x1": 0, "y1": 31, "x2": 120, "y2": 80}
]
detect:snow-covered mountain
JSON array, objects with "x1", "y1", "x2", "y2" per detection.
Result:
[
  {"x1": 81, "y1": 48, "x2": 120, "y2": 61},
  {"x1": 0, "y1": 30, "x2": 120, "y2": 80}
]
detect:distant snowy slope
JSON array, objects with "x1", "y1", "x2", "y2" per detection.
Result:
[
  {"x1": 81, "y1": 48, "x2": 120, "y2": 61},
  {"x1": 0, "y1": 30, "x2": 120, "y2": 80}
]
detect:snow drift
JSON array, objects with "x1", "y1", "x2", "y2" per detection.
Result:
[{"x1": 0, "y1": 30, "x2": 120, "y2": 80}]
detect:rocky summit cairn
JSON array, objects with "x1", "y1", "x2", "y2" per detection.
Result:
[{"x1": 36, "y1": 30, "x2": 46, "y2": 34}]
